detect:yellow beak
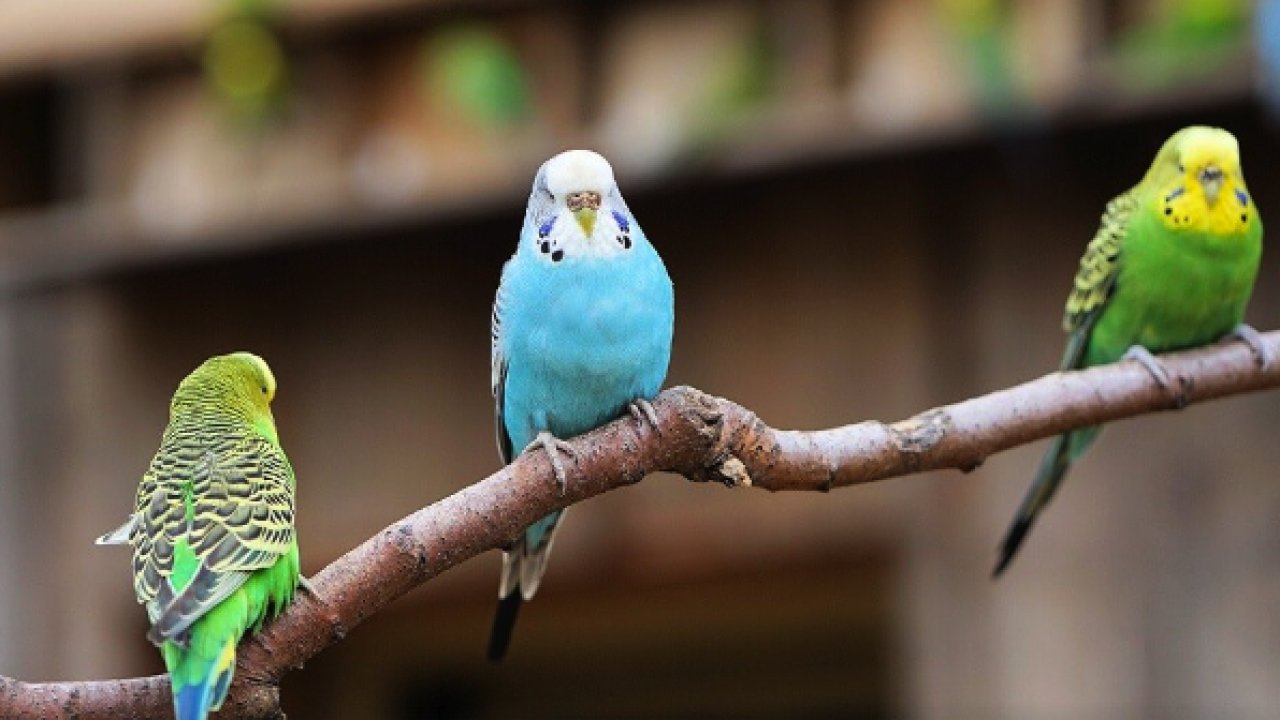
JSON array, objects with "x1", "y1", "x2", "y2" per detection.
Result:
[{"x1": 574, "y1": 207, "x2": 597, "y2": 237}]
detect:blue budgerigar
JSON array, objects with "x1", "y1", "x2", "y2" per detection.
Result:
[{"x1": 487, "y1": 149, "x2": 674, "y2": 661}]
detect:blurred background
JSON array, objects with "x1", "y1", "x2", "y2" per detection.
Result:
[{"x1": 1, "y1": 0, "x2": 1280, "y2": 717}]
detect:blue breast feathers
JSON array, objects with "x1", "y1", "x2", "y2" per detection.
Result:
[{"x1": 498, "y1": 228, "x2": 674, "y2": 452}]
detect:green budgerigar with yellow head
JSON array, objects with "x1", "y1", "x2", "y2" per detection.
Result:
[
  {"x1": 98, "y1": 352, "x2": 300, "y2": 720},
  {"x1": 994, "y1": 126, "x2": 1268, "y2": 577}
]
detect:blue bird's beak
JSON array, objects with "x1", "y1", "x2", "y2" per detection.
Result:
[
  {"x1": 567, "y1": 191, "x2": 601, "y2": 237},
  {"x1": 574, "y1": 208, "x2": 597, "y2": 237}
]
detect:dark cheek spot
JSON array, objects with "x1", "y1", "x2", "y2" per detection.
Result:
[
  {"x1": 617, "y1": 234, "x2": 632, "y2": 249},
  {"x1": 540, "y1": 241, "x2": 550, "y2": 254},
  {"x1": 551, "y1": 250, "x2": 564, "y2": 263},
  {"x1": 1242, "y1": 213, "x2": 1248, "y2": 223},
  {"x1": 1164, "y1": 207, "x2": 1172, "y2": 216}
]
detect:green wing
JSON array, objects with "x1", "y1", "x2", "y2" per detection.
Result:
[
  {"x1": 131, "y1": 432, "x2": 296, "y2": 645},
  {"x1": 1059, "y1": 189, "x2": 1138, "y2": 370}
]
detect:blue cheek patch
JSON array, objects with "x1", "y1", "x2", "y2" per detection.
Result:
[
  {"x1": 1165, "y1": 187, "x2": 1185, "y2": 202},
  {"x1": 612, "y1": 210, "x2": 630, "y2": 233},
  {"x1": 1236, "y1": 189, "x2": 1250, "y2": 207},
  {"x1": 538, "y1": 216, "x2": 557, "y2": 238}
]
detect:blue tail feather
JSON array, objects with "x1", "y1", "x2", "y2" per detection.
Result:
[
  {"x1": 209, "y1": 662, "x2": 234, "y2": 712},
  {"x1": 174, "y1": 681, "x2": 215, "y2": 720},
  {"x1": 172, "y1": 644, "x2": 235, "y2": 720}
]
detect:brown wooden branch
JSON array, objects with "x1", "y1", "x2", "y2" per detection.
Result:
[{"x1": 3, "y1": 331, "x2": 1279, "y2": 719}]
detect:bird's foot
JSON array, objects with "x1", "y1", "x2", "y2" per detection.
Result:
[
  {"x1": 1122, "y1": 345, "x2": 1186, "y2": 408},
  {"x1": 627, "y1": 398, "x2": 661, "y2": 436},
  {"x1": 523, "y1": 432, "x2": 577, "y2": 496},
  {"x1": 1225, "y1": 323, "x2": 1274, "y2": 371}
]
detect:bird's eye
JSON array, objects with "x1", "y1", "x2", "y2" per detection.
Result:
[
  {"x1": 1178, "y1": 163, "x2": 1186, "y2": 173},
  {"x1": 260, "y1": 384, "x2": 269, "y2": 395}
]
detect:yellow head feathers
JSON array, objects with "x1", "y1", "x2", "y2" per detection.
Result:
[
  {"x1": 173, "y1": 352, "x2": 278, "y2": 413},
  {"x1": 1175, "y1": 127, "x2": 1241, "y2": 180},
  {"x1": 1147, "y1": 126, "x2": 1253, "y2": 236}
]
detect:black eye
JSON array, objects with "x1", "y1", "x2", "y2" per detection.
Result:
[{"x1": 261, "y1": 384, "x2": 269, "y2": 395}]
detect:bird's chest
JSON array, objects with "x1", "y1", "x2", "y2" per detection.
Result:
[
  {"x1": 1109, "y1": 231, "x2": 1256, "y2": 351},
  {"x1": 518, "y1": 264, "x2": 666, "y2": 383},
  {"x1": 503, "y1": 255, "x2": 672, "y2": 437}
]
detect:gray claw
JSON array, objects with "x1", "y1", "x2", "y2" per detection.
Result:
[
  {"x1": 628, "y1": 398, "x2": 661, "y2": 435},
  {"x1": 1122, "y1": 345, "x2": 1185, "y2": 407},
  {"x1": 1122, "y1": 345, "x2": 1171, "y2": 387},
  {"x1": 523, "y1": 432, "x2": 576, "y2": 496},
  {"x1": 1227, "y1": 323, "x2": 1274, "y2": 371}
]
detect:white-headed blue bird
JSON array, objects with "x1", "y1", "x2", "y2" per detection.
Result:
[{"x1": 487, "y1": 149, "x2": 674, "y2": 661}]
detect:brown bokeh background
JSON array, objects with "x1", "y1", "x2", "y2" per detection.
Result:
[{"x1": 1, "y1": 1, "x2": 1279, "y2": 717}]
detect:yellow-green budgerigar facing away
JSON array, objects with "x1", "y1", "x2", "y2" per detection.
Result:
[
  {"x1": 993, "y1": 126, "x2": 1268, "y2": 577},
  {"x1": 97, "y1": 352, "x2": 300, "y2": 720}
]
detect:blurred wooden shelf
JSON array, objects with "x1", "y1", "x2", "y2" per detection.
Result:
[
  {"x1": 0, "y1": 68, "x2": 1256, "y2": 292},
  {"x1": 0, "y1": 0, "x2": 502, "y2": 83},
  {"x1": 0, "y1": 177, "x2": 527, "y2": 289},
  {"x1": 0, "y1": 0, "x2": 1259, "y2": 291}
]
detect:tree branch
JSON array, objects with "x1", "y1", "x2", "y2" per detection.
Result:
[{"x1": 4, "y1": 332, "x2": 1279, "y2": 719}]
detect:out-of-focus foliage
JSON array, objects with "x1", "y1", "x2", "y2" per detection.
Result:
[
  {"x1": 203, "y1": 0, "x2": 289, "y2": 126},
  {"x1": 1113, "y1": 0, "x2": 1251, "y2": 90},
  {"x1": 418, "y1": 23, "x2": 532, "y2": 130},
  {"x1": 935, "y1": 0, "x2": 1021, "y2": 116}
]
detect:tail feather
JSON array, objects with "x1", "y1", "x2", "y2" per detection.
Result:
[
  {"x1": 487, "y1": 591, "x2": 523, "y2": 663},
  {"x1": 992, "y1": 430, "x2": 1082, "y2": 578},
  {"x1": 170, "y1": 633, "x2": 237, "y2": 720},
  {"x1": 497, "y1": 548, "x2": 521, "y2": 600},
  {"x1": 489, "y1": 510, "x2": 565, "y2": 662},
  {"x1": 174, "y1": 683, "x2": 215, "y2": 720},
  {"x1": 517, "y1": 545, "x2": 551, "y2": 599}
]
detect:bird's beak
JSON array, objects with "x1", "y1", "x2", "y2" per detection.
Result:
[
  {"x1": 1198, "y1": 165, "x2": 1224, "y2": 205},
  {"x1": 567, "y1": 191, "x2": 601, "y2": 237}
]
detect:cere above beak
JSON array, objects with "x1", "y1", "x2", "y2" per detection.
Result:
[
  {"x1": 568, "y1": 191, "x2": 601, "y2": 236},
  {"x1": 567, "y1": 191, "x2": 601, "y2": 212}
]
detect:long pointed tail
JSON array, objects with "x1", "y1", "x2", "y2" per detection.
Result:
[
  {"x1": 487, "y1": 510, "x2": 564, "y2": 662},
  {"x1": 169, "y1": 634, "x2": 237, "y2": 720},
  {"x1": 487, "y1": 591, "x2": 523, "y2": 662},
  {"x1": 993, "y1": 431, "x2": 1078, "y2": 578}
]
